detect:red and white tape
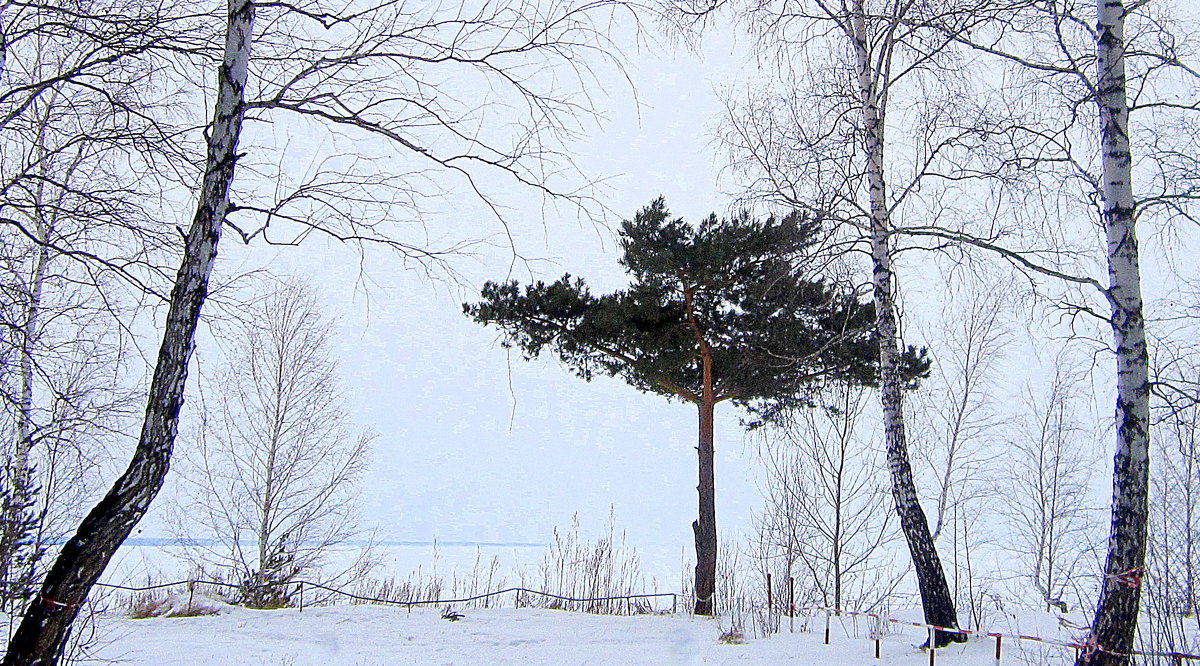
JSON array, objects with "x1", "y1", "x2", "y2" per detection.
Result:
[{"x1": 787, "y1": 605, "x2": 1200, "y2": 661}]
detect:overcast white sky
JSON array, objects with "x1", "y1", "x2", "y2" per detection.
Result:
[
  {"x1": 139, "y1": 22, "x2": 780, "y2": 554},
  {"x1": 133, "y1": 4, "x2": 1197, "y2": 571}
]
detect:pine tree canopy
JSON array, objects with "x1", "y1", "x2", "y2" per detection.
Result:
[{"x1": 465, "y1": 198, "x2": 929, "y2": 424}]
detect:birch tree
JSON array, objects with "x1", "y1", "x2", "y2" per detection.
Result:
[
  {"x1": 0, "y1": 0, "x2": 193, "y2": 623},
  {"x1": 915, "y1": 2, "x2": 1200, "y2": 660},
  {"x1": 1003, "y1": 361, "x2": 1098, "y2": 614},
  {"x1": 705, "y1": 0, "x2": 1197, "y2": 653},
  {"x1": 5, "y1": 0, "x2": 630, "y2": 660},
  {"x1": 0, "y1": 64, "x2": 159, "y2": 615},
  {"x1": 179, "y1": 279, "x2": 372, "y2": 608},
  {"x1": 910, "y1": 284, "x2": 1008, "y2": 629},
  {"x1": 2, "y1": 0, "x2": 254, "y2": 659},
  {"x1": 693, "y1": 0, "x2": 989, "y2": 643},
  {"x1": 1144, "y1": 343, "x2": 1200, "y2": 656}
]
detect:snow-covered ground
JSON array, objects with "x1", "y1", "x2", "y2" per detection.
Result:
[
  {"x1": 68, "y1": 543, "x2": 1103, "y2": 664},
  {"x1": 70, "y1": 603, "x2": 1084, "y2": 665}
]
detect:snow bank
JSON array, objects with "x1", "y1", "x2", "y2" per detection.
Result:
[{"x1": 69, "y1": 604, "x2": 1086, "y2": 664}]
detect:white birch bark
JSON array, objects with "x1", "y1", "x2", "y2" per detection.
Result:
[
  {"x1": 849, "y1": 0, "x2": 962, "y2": 644},
  {"x1": 1077, "y1": 0, "x2": 1151, "y2": 663},
  {"x1": 2, "y1": 83, "x2": 65, "y2": 599},
  {"x1": 3, "y1": 1, "x2": 255, "y2": 662}
]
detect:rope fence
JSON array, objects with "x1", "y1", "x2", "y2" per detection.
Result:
[
  {"x1": 18, "y1": 574, "x2": 1200, "y2": 663},
  {"x1": 757, "y1": 573, "x2": 1200, "y2": 665},
  {"x1": 90, "y1": 579, "x2": 678, "y2": 615}
]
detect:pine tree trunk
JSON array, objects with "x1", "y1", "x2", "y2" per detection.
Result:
[
  {"x1": 1, "y1": 2, "x2": 255, "y2": 662},
  {"x1": 693, "y1": 382, "x2": 718, "y2": 615},
  {"x1": 1077, "y1": 1, "x2": 1149, "y2": 663},
  {"x1": 850, "y1": 0, "x2": 962, "y2": 647}
]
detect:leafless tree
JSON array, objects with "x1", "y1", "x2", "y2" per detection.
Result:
[
  {"x1": 682, "y1": 0, "x2": 996, "y2": 642},
  {"x1": 753, "y1": 383, "x2": 900, "y2": 613},
  {"x1": 177, "y1": 278, "x2": 372, "y2": 607},
  {"x1": 5, "y1": 0, "x2": 630, "y2": 661},
  {"x1": 0, "y1": 0, "x2": 187, "y2": 619},
  {"x1": 699, "y1": 0, "x2": 1198, "y2": 655},
  {"x1": 915, "y1": 2, "x2": 1200, "y2": 661},
  {"x1": 1144, "y1": 347, "x2": 1200, "y2": 656},
  {"x1": 910, "y1": 283, "x2": 1008, "y2": 629},
  {"x1": 1002, "y1": 358, "x2": 1098, "y2": 615}
]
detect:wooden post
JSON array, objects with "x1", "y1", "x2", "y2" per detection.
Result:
[
  {"x1": 297, "y1": 582, "x2": 304, "y2": 612},
  {"x1": 994, "y1": 634, "x2": 1002, "y2": 663},
  {"x1": 928, "y1": 628, "x2": 935, "y2": 666},
  {"x1": 788, "y1": 577, "x2": 794, "y2": 633},
  {"x1": 875, "y1": 637, "x2": 881, "y2": 659},
  {"x1": 766, "y1": 572, "x2": 773, "y2": 633},
  {"x1": 824, "y1": 610, "x2": 830, "y2": 645}
]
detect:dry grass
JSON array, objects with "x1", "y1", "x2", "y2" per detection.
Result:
[
  {"x1": 718, "y1": 630, "x2": 747, "y2": 645},
  {"x1": 128, "y1": 591, "x2": 226, "y2": 619},
  {"x1": 534, "y1": 513, "x2": 650, "y2": 615},
  {"x1": 352, "y1": 514, "x2": 656, "y2": 616}
]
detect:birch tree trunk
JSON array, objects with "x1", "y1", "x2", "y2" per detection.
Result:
[
  {"x1": 1, "y1": 82, "x2": 61, "y2": 598},
  {"x1": 1077, "y1": 0, "x2": 1150, "y2": 662},
  {"x1": 0, "y1": 234, "x2": 48, "y2": 599},
  {"x1": 2, "y1": 1, "x2": 255, "y2": 661},
  {"x1": 850, "y1": 1, "x2": 963, "y2": 647}
]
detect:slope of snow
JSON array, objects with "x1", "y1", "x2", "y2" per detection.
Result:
[{"x1": 69, "y1": 605, "x2": 1081, "y2": 665}]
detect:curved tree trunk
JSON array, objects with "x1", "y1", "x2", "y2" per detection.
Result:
[
  {"x1": 2, "y1": 2, "x2": 255, "y2": 662},
  {"x1": 1077, "y1": 1, "x2": 1150, "y2": 663},
  {"x1": 850, "y1": 0, "x2": 962, "y2": 647}
]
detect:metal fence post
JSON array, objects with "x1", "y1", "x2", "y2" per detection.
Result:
[
  {"x1": 994, "y1": 634, "x2": 1002, "y2": 664},
  {"x1": 928, "y1": 629, "x2": 936, "y2": 666},
  {"x1": 297, "y1": 581, "x2": 304, "y2": 612}
]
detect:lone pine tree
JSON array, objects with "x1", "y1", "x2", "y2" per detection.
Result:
[{"x1": 466, "y1": 198, "x2": 928, "y2": 615}]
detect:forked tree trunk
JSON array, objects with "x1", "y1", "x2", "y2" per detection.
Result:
[
  {"x1": 2, "y1": 2, "x2": 255, "y2": 662},
  {"x1": 850, "y1": 1, "x2": 962, "y2": 647},
  {"x1": 1077, "y1": 1, "x2": 1150, "y2": 663}
]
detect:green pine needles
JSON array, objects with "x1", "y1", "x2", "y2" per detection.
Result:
[
  {"x1": 465, "y1": 197, "x2": 928, "y2": 614},
  {"x1": 465, "y1": 197, "x2": 927, "y2": 423}
]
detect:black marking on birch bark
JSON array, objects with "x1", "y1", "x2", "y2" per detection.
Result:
[{"x1": 2, "y1": 1, "x2": 256, "y2": 663}]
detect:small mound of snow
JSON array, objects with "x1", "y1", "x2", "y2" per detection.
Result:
[{"x1": 132, "y1": 591, "x2": 233, "y2": 618}]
